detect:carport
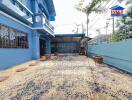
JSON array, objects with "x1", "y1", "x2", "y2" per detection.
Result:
[{"x1": 51, "y1": 34, "x2": 85, "y2": 53}]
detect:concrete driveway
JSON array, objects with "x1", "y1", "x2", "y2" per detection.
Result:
[{"x1": 0, "y1": 54, "x2": 132, "y2": 100}]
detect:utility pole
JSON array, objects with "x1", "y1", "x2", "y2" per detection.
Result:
[
  {"x1": 106, "y1": 22, "x2": 109, "y2": 43},
  {"x1": 76, "y1": 27, "x2": 79, "y2": 33},
  {"x1": 96, "y1": 29, "x2": 101, "y2": 44},
  {"x1": 112, "y1": 16, "x2": 115, "y2": 34},
  {"x1": 107, "y1": 17, "x2": 115, "y2": 41},
  {"x1": 76, "y1": 24, "x2": 81, "y2": 33},
  {"x1": 86, "y1": 13, "x2": 89, "y2": 56},
  {"x1": 86, "y1": 13, "x2": 89, "y2": 37},
  {"x1": 107, "y1": 17, "x2": 115, "y2": 34},
  {"x1": 82, "y1": 23, "x2": 84, "y2": 33}
]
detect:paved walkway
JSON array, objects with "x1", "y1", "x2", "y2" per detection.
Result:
[{"x1": 0, "y1": 54, "x2": 132, "y2": 100}]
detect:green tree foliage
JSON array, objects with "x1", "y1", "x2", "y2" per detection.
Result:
[
  {"x1": 111, "y1": 34, "x2": 123, "y2": 42},
  {"x1": 116, "y1": 0, "x2": 132, "y2": 34},
  {"x1": 75, "y1": 0, "x2": 107, "y2": 14},
  {"x1": 113, "y1": 0, "x2": 132, "y2": 42}
]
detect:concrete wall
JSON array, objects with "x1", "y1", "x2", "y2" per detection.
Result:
[
  {"x1": 0, "y1": 13, "x2": 52, "y2": 69},
  {"x1": 0, "y1": 13, "x2": 33, "y2": 69},
  {"x1": 0, "y1": 0, "x2": 55, "y2": 69},
  {"x1": 88, "y1": 39, "x2": 132, "y2": 73}
]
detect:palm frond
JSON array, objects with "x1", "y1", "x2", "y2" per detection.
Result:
[
  {"x1": 91, "y1": 7, "x2": 106, "y2": 13},
  {"x1": 74, "y1": 0, "x2": 85, "y2": 12},
  {"x1": 75, "y1": 0, "x2": 109, "y2": 15}
]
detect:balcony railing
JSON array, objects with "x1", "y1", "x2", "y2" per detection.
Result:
[
  {"x1": 0, "y1": 0, "x2": 33, "y2": 23},
  {"x1": 45, "y1": 18, "x2": 54, "y2": 31},
  {"x1": 35, "y1": 13, "x2": 54, "y2": 31},
  {"x1": 0, "y1": 0, "x2": 54, "y2": 34}
]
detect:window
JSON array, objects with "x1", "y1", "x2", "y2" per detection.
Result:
[{"x1": 0, "y1": 24, "x2": 28, "y2": 48}]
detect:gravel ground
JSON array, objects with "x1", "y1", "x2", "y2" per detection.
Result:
[{"x1": 0, "y1": 54, "x2": 132, "y2": 100}]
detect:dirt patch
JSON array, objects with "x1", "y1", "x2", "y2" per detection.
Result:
[
  {"x1": 0, "y1": 75, "x2": 9, "y2": 82},
  {"x1": 0, "y1": 54, "x2": 132, "y2": 100}
]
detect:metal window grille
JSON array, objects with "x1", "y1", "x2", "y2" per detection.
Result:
[{"x1": 0, "y1": 24, "x2": 28, "y2": 48}]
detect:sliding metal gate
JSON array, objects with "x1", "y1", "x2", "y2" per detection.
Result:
[{"x1": 52, "y1": 42, "x2": 79, "y2": 53}]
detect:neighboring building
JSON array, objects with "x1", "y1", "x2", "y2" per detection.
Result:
[{"x1": 0, "y1": 0, "x2": 56, "y2": 69}]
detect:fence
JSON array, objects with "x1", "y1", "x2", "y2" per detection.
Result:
[
  {"x1": 88, "y1": 26, "x2": 132, "y2": 45},
  {"x1": 87, "y1": 27, "x2": 132, "y2": 73},
  {"x1": 87, "y1": 38, "x2": 132, "y2": 73}
]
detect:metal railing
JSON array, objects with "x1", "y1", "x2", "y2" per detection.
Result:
[
  {"x1": 35, "y1": 13, "x2": 54, "y2": 31},
  {"x1": 1, "y1": 0, "x2": 33, "y2": 22},
  {"x1": 45, "y1": 18, "x2": 54, "y2": 31},
  {"x1": 12, "y1": 0, "x2": 33, "y2": 15}
]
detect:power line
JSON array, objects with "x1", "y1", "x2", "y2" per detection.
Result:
[
  {"x1": 89, "y1": 23, "x2": 113, "y2": 30},
  {"x1": 89, "y1": 0, "x2": 119, "y2": 29},
  {"x1": 89, "y1": 0, "x2": 112, "y2": 22},
  {"x1": 89, "y1": 0, "x2": 118, "y2": 29},
  {"x1": 88, "y1": 0, "x2": 116, "y2": 26}
]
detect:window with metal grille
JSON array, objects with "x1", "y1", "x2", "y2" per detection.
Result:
[{"x1": 0, "y1": 24, "x2": 28, "y2": 48}]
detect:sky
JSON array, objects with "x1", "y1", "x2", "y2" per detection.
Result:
[
  {"x1": 52, "y1": 0, "x2": 126, "y2": 37},
  {"x1": 52, "y1": 0, "x2": 85, "y2": 34}
]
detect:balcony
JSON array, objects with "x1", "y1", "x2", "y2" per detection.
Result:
[
  {"x1": 45, "y1": 18, "x2": 54, "y2": 31},
  {"x1": 0, "y1": 0, "x2": 33, "y2": 24},
  {"x1": 34, "y1": 13, "x2": 55, "y2": 36}
]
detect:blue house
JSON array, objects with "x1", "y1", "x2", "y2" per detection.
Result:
[{"x1": 0, "y1": 0, "x2": 56, "y2": 69}]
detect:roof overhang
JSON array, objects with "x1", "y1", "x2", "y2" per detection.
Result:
[
  {"x1": 52, "y1": 33, "x2": 85, "y2": 43},
  {"x1": 55, "y1": 33, "x2": 85, "y2": 37},
  {"x1": 45, "y1": 0, "x2": 56, "y2": 21}
]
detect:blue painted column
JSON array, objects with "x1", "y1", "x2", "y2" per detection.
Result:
[
  {"x1": 31, "y1": 0, "x2": 38, "y2": 26},
  {"x1": 45, "y1": 38, "x2": 51, "y2": 54},
  {"x1": 32, "y1": 31, "x2": 40, "y2": 59}
]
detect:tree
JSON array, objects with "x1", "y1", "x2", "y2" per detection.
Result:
[
  {"x1": 75, "y1": 0, "x2": 108, "y2": 37},
  {"x1": 116, "y1": 0, "x2": 132, "y2": 39},
  {"x1": 126, "y1": 0, "x2": 132, "y2": 4}
]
